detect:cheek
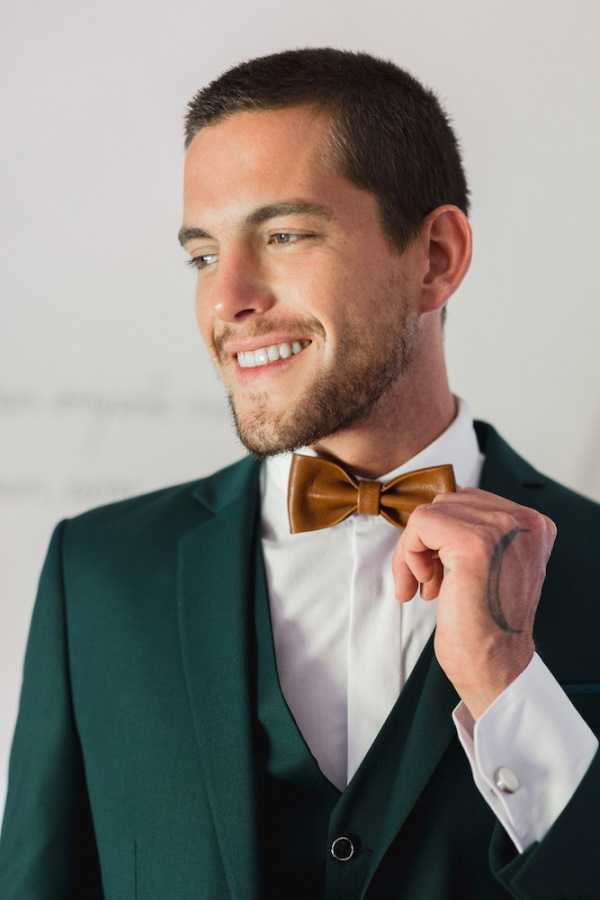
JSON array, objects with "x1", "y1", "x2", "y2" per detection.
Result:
[{"x1": 195, "y1": 299, "x2": 214, "y2": 350}]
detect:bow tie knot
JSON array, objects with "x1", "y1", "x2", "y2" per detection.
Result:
[
  {"x1": 287, "y1": 453, "x2": 456, "y2": 534},
  {"x1": 357, "y1": 480, "x2": 382, "y2": 516}
]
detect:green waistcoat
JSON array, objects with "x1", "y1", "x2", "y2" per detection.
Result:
[{"x1": 252, "y1": 515, "x2": 524, "y2": 900}]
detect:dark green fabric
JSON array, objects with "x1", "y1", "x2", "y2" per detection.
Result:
[
  {"x1": 252, "y1": 522, "x2": 341, "y2": 898},
  {"x1": 0, "y1": 419, "x2": 599, "y2": 899}
]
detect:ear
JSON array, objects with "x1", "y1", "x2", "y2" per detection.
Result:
[{"x1": 418, "y1": 205, "x2": 472, "y2": 314}]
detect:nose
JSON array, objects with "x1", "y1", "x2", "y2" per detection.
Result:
[{"x1": 206, "y1": 244, "x2": 276, "y2": 324}]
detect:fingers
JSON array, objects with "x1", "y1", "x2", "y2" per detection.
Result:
[
  {"x1": 393, "y1": 551, "x2": 443, "y2": 603},
  {"x1": 392, "y1": 489, "x2": 556, "y2": 606},
  {"x1": 420, "y1": 555, "x2": 444, "y2": 601},
  {"x1": 392, "y1": 501, "x2": 514, "y2": 603},
  {"x1": 391, "y1": 517, "x2": 436, "y2": 600}
]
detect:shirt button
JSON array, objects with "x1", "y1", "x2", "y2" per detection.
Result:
[
  {"x1": 330, "y1": 834, "x2": 360, "y2": 862},
  {"x1": 494, "y1": 767, "x2": 520, "y2": 794}
]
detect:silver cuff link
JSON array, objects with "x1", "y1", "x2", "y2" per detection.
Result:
[{"x1": 493, "y1": 766, "x2": 520, "y2": 794}]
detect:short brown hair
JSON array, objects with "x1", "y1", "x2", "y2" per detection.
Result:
[{"x1": 184, "y1": 47, "x2": 472, "y2": 330}]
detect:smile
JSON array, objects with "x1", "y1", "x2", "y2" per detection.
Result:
[{"x1": 236, "y1": 340, "x2": 311, "y2": 368}]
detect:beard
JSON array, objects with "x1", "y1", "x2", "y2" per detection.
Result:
[{"x1": 220, "y1": 286, "x2": 420, "y2": 458}]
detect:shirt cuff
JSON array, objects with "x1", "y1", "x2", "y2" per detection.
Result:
[{"x1": 452, "y1": 651, "x2": 599, "y2": 854}]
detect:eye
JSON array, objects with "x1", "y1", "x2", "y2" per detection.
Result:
[
  {"x1": 184, "y1": 233, "x2": 314, "y2": 271},
  {"x1": 186, "y1": 253, "x2": 218, "y2": 270},
  {"x1": 268, "y1": 232, "x2": 309, "y2": 245}
]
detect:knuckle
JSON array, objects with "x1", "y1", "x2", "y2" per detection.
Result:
[
  {"x1": 495, "y1": 510, "x2": 520, "y2": 532},
  {"x1": 521, "y1": 506, "x2": 545, "y2": 532},
  {"x1": 412, "y1": 503, "x2": 434, "y2": 520}
]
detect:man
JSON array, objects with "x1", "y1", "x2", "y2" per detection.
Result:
[{"x1": 1, "y1": 46, "x2": 599, "y2": 900}]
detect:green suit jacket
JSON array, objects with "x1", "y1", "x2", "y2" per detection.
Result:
[{"x1": 1, "y1": 418, "x2": 599, "y2": 900}]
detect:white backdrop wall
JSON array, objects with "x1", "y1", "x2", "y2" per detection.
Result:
[{"x1": 2, "y1": 0, "x2": 599, "y2": 813}]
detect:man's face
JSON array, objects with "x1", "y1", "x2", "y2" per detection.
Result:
[{"x1": 181, "y1": 104, "x2": 421, "y2": 456}]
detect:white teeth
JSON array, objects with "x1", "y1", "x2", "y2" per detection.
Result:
[
  {"x1": 237, "y1": 340, "x2": 310, "y2": 368},
  {"x1": 254, "y1": 348, "x2": 268, "y2": 365}
]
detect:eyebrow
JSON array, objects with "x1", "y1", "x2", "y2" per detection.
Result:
[{"x1": 177, "y1": 200, "x2": 335, "y2": 247}]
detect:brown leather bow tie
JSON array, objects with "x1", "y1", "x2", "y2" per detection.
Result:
[{"x1": 288, "y1": 454, "x2": 456, "y2": 534}]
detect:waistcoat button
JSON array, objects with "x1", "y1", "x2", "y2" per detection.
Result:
[{"x1": 330, "y1": 834, "x2": 359, "y2": 862}]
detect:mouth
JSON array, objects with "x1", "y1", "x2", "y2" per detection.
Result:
[
  {"x1": 231, "y1": 339, "x2": 313, "y2": 383},
  {"x1": 235, "y1": 339, "x2": 311, "y2": 369}
]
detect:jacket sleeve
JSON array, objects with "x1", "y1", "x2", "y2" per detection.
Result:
[{"x1": 0, "y1": 520, "x2": 104, "y2": 899}]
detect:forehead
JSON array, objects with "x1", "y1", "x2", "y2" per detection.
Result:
[
  {"x1": 185, "y1": 104, "x2": 331, "y2": 178},
  {"x1": 182, "y1": 105, "x2": 347, "y2": 222}
]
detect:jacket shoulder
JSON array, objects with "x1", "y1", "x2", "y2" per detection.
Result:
[
  {"x1": 537, "y1": 470, "x2": 600, "y2": 522},
  {"x1": 474, "y1": 417, "x2": 600, "y2": 525},
  {"x1": 60, "y1": 454, "x2": 258, "y2": 555}
]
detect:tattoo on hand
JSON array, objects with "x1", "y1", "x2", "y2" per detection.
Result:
[{"x1": 486, "y1": 527, "x2": 531, "y2": 633}]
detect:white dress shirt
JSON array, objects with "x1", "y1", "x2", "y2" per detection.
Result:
[{"x1": 258, "y1": 394, "x2": 598, "y2": 854}]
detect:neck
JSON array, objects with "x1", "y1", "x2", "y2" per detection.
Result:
[{"x1": 310, "y1": 337, "x2": 457, "y2": 479}]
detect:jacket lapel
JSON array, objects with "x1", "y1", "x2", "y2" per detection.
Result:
[
  {"x1": 177, "y1": 455, "x2": 262, "y2": 900},
  {"x1": 360, "y1": 418, "x2": 549, "y2": 896}
]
